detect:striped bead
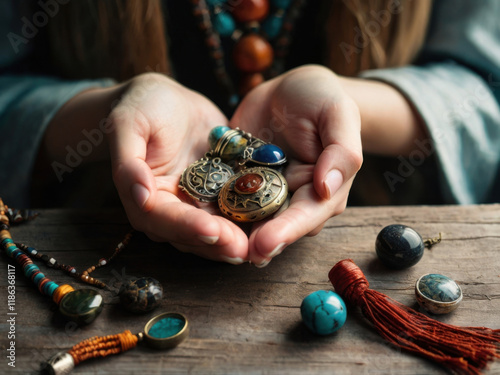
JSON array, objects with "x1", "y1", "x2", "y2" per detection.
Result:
[
  {"x1": 24, "y1": 263, "x2": 39, "y2": 278},
  {"x1": 43, "y1": 281, "x2": 59, "y2": 297},
  {"x1": 38, "y1": 278, "x2": 50, "y2": 294},
  {"x1": 33, "y1": 272, "x2": 45, "y2": 285}
]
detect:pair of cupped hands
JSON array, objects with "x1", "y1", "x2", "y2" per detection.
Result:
[{"x1": 108, "y1": 65, "x2": 363, "y2": 267}]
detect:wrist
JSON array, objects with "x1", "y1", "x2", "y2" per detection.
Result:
[
  {"x1": 338, "y1": 76, "x2": 426, "y2": 156},
  {"x1": 43, "y1": 83, "x2": 127, "y2": 164}
]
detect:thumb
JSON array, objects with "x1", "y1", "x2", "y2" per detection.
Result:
[
  {"x1": 313, "y1": 98, "x2": 363, "y2": 200},
  {"x1": 108, "y1": 112, "x2": 157, "y2": 212}
]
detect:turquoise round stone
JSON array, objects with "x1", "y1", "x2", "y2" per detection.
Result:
[
  {"x1": 148, "y1": 316, "x2": 186, "y2": 339},
  {"x1": 301, "y1": 290, "x2": 347, "y2": 335},
  {"x1": 59, "y1": 289, "x2": 103, "y2": 325},
  {"x1": 262, "y1": 15, "x2": 283, "y2": 39},
  {"x1": 213, "y1": 12, "x2": 236, "y2": 37},
  {"x1": 208, "y1": 126, "x2": 231, "y2": 150},
  {"x1": 252, "y1": 144, "x2": 285, "y2": 164},
  {"x1": 418, "y1": 274, "x2": 461, "y2": 303},
  {"x1": 219, "y1": 132, "x2": 248, "y2": 161}
]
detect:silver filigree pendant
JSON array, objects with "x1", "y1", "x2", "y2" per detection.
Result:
[{"x1": 179, "y1": 156, "x2": 234, "y2": 202}]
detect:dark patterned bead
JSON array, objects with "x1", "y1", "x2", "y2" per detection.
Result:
[{"x1": 119, "y1": 277, "x2": 163, "y2": 314}]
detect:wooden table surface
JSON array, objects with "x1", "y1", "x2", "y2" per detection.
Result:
[{"x1": 1, "y1": 204, "x2": 500, "y2": 375}]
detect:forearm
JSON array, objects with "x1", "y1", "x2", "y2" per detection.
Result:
[
  {"x1": 42, "y1": 83, "x2": 127, "y2": 164},
  {"x1": 339, "y1": 76, "x2": 427, "y2": 156}
]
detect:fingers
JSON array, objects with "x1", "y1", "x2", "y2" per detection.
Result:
[
  {"x1": 313, "y1": 97, "x2": 363, "y2": 200},
  {"x1": 133, "y1": 190, "x2": 250, "y2": 263},
  {"x1": 248, "y1": 179, "x2": 352, "y2": 266}
]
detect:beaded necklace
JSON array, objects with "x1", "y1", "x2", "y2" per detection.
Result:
[
  {"x1": 0, "y1": 198, "x2": 163, "y2": 324},
  {"x1": 191, "y1": 0, "x2": 306, "y2": 107},
  {"x1": 0, "y1": 198, "x2": 103, "y2": 325},
  {"x1": 15, "y1": 230, "x2": 133, "y2": 290}
]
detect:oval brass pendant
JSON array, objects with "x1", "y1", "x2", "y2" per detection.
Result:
[
  {"x1": 179, "y1": 157, "x2": 234, "y2": 202},
  {"x1": 218, "y1": 167, "x2": 288, "y2": 222}
]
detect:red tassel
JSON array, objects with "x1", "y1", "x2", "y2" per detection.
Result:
[{"x1": 329, "y1": 259, "x2": 500, "y2": 375}]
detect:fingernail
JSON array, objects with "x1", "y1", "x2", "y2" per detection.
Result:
[
  {"x1": 220, "y1": 256, "x2": 245, "y2": 265},
  {"x1": 323, "y1": 169, "x2": 343, "y2": 200},
  {"x1": 254, "y1": 258, "x2": 271, "y2": 268},
  {"x1": 198, "y1": 235, "x2": 219, "y2": 245},
  {"x1": 131, "y1": 183, "x2": 150, "y2": 209},
  {"x1": 267, "y1": 242, "x2": 286, "y2": 258}
]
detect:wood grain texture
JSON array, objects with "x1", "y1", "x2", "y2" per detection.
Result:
[{"x1": 1, "y1": 205, "x2": 500, "y2": 374}]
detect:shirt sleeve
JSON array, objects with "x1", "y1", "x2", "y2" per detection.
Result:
[
  {"x1": 359, "y1": 0, "x2": 500, "y2": 204},
  {"x1": 0, "y1": 76, "x2": 115, "y2": 207}
]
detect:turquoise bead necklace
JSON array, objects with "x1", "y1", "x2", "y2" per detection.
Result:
[
  {"x1": 0, "y1": 198, "x2": 164, "y2": 324},
  {"x1": 0, "y1": 198, "x2": 104, "y2": 325}
]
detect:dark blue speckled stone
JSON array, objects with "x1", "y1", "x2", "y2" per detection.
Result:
[
  {"x1": 376, "y1": 224, "x2": 424, "y2": 269},
  {"x1": 119, "y1": 277, "x2": 163, "y2": 314},
  {"x1": 300, "y1": 290, "x2": 347, "y2": 335},
  {"x1": 252, "y1": 144, "x2": 285, "y2": 164},
  {"x1": 418, "y1": 274, "x2": 461, "y2": 302}
]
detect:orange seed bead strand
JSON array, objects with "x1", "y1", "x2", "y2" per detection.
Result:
[{"x1": 68, "y1": 330, "x2": 138, "y2": 366}]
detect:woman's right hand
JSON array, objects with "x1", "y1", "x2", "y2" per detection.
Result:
[{"x1": 107, "y1": 73, "x2": 248, "y2": 264}]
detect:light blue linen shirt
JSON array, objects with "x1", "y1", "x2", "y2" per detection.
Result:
[
  {"x1": 0, "y1": 1, "x2": 114, "y2": 207},
  {"x1": 361, "y1": 0, "x2": 500, "y2": 203},
  {"x1": 1, "y1": 0, "x2": 499, "y2": 206}
]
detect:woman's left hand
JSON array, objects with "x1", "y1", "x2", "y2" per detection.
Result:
[{"x1": 230, "y1": 65, "x2": 363, "y2": 266}]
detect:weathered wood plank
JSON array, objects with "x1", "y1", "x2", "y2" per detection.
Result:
[{"x1": 1, "y1": 205, "x2": 500, "y2": 374}]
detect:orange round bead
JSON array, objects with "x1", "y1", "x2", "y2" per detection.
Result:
[
  {"x1": 232, "y1": 0, "x2": 269, "y2": 23},
  {"x1": 239, "y1": 73, "x2": 265, "y2": 96},
  {"x1": 233, "y1": 34, "x2": 274, "y2": 73}
]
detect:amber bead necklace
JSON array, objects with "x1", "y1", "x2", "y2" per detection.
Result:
[{"x1": 191, "y1": 0, "x2": 306, "y2": 107}]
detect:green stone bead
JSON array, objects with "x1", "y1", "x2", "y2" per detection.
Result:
[{"x1": 59, "y1": 289, "x2": 103, "y2": 325}]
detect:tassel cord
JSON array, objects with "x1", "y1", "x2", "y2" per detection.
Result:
[{"x1": 68, "y1": 330, "x2": 138, "y2": 366}]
